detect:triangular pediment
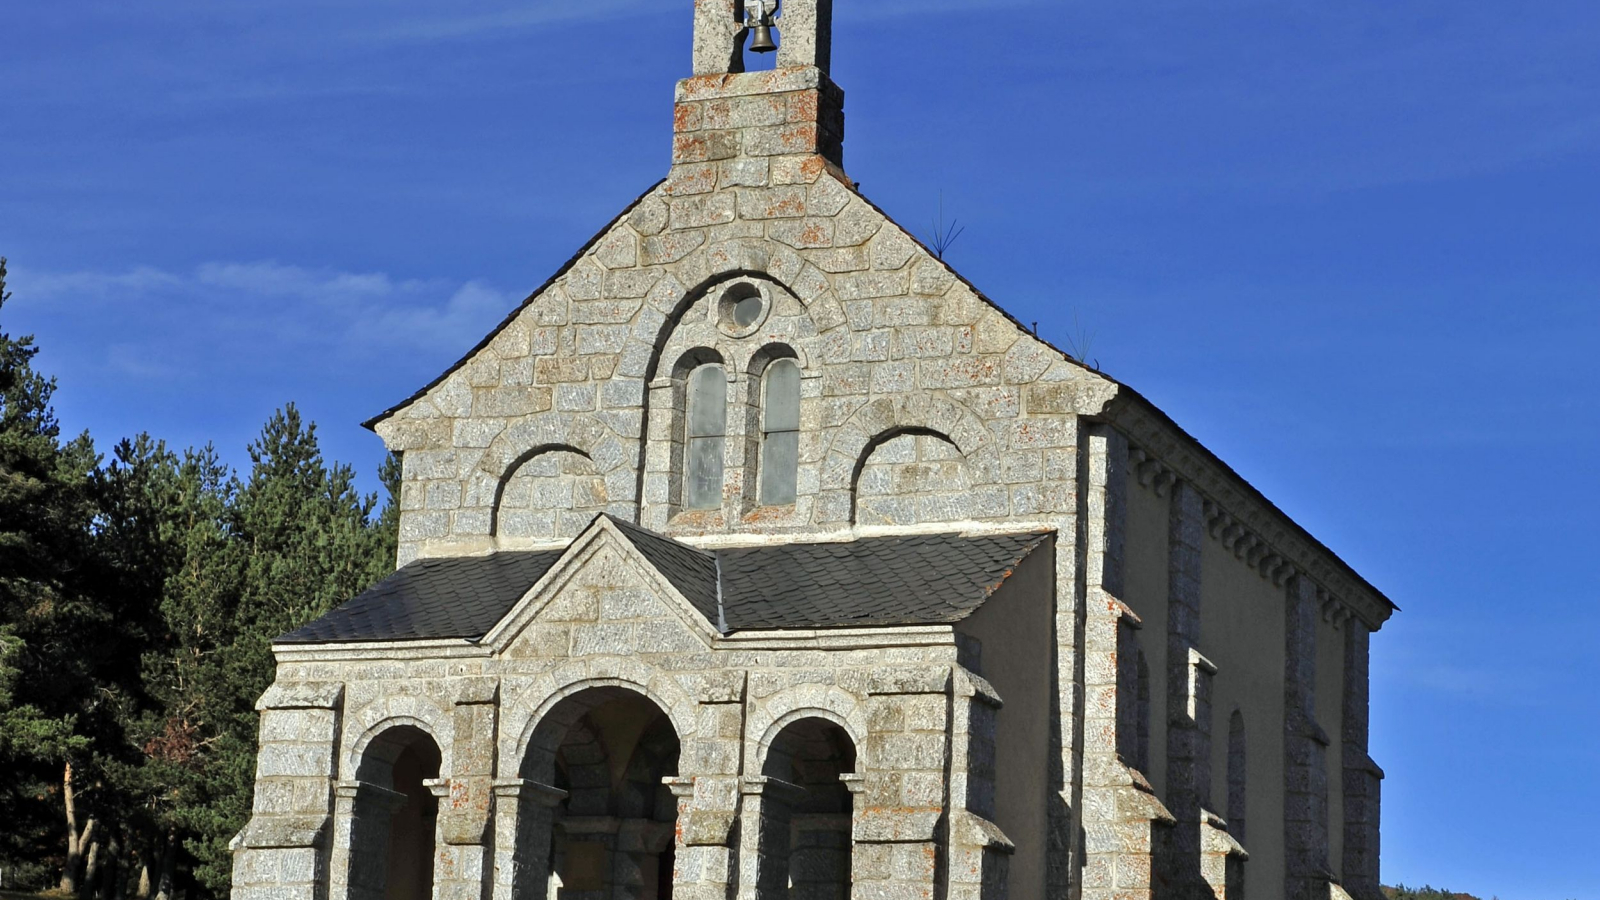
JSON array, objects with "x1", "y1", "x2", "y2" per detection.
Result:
[{"x1": 481, "y1": 516, "x2": 722, "y2": 657}]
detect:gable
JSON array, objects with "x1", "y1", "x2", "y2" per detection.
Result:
[
  {"x1": 355, "y1": 55, "x2": 1389, "y2": 622},
  {"x1": 484, "y1": 518, "x2": 723, "y2": 656}
]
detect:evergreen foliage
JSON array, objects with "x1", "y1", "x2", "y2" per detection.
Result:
[{"x1": 0, "y1": 259, "x2": 401, "y2": 898}]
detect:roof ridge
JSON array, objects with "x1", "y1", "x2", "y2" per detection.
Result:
[{"x1": 599, "y1": 513, "x2": 718, "y2": 561}]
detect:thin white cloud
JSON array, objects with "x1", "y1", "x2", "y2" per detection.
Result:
[{"x1": 13, "y1": 260, "x2": 517, "y2": 372}]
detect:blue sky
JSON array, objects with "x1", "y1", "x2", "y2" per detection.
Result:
[{"x1": 3, "y1": 1, "x2": 1597, "y2": 896}]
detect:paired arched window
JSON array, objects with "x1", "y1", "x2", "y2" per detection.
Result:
[
  {"x1": 759, "y1": 359, "x2": 801, "y2": 506},
  {"x1": 679, "y1": 353, "x2": 801, "y2": 510},
  {"x1": 685, "y1": 363, "x2": 727, "y2": 510}
]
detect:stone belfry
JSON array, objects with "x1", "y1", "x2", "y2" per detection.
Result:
[
  {"x1": 228, "y1": 4, "x2": 1394, "y2": 900},
  {"x1": 676, "y1": 0, "x2": 846, "y2": 181}
]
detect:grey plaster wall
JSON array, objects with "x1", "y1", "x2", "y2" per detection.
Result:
[
  {"x1": 1200, "y1": 534, "x2": 1288, "y2": 895},
  {"x1": 955, "y1": 540, "x2": 1055, "y2": 900},
  {"x1": 1123, "y1": 476, "x2": 1170, "y2": 795}
]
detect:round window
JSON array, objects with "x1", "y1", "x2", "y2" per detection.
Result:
[
  {"x1": 733, "y1": 294, "x2": 764, "y2": 327},
  {"x1": 717, "y1": 281, "x2": 768, "y2": 335}
]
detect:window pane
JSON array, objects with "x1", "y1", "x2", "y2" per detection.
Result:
[
  {"x1": 760, "y1": 430, "x2": 799, "y2": 505},
  {"x1": 686, "y1": 436, "x2": 724, "y2": 509},
  {"x1": 762, "y1": 359, "x2": 801, "y2": 433},
  {"x1": 688, "y1": 364, "x2": 726, "y2": 437},
  {"x1": 733, "y1": 295, "x2": 764, "y2": 327}
]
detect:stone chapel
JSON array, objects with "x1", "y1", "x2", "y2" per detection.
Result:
[{"x1": 229, "y1": 4, "x2": 1394, "y2": 900}]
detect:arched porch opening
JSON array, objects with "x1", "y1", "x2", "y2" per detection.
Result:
[
  {"x1": 513, "y1": 687, "x2": 682, "y2": 900},
  {"x1": 755, "y1": 718, "x2": 857, "y2": 900},
  {"x1": 349, "y1": 725, "x2": 443, "y2": 900}
]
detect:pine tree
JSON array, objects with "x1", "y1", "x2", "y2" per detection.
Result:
[
  {"x1": 0, "y1": 257, "x2": 115, "y2": 889},
  {"x1": 0, "y1": 258, "x2": 403, "y2": 897},
  {"x1": 94, "y1": 436, "x2": 237, "y2": 898},
  {"x1": 172, "y1": 407, "x2": 394, "y2": 893}
]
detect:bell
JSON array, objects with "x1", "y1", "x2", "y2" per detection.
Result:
[
  {"x1": 748, "y1": 22, "x2": 778, "y2": 53},
  {"x1": 747, "y1": 0, "x2": 778, "y2": 53}
]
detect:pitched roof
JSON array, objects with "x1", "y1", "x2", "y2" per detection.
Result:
[
  {"x1": 717, "y1": 531, "x2": 1050, "y2": 629},
  {"x1": 279, "y1": 550, "x2": 565, "y2": 644},
  {"x1": 276, "y1": 517, "x2": 1052, "y2": 645}
]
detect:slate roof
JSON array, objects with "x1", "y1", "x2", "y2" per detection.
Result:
[
  {"x1": 277, "y1": 516, "x2": 1052, "y2": 645},
  {"x1": 278, "y1": 550, "x2": 564, "y2": 644},
  {"x1": 606, "y1": 517, "x2": 722, "y2": 627},
  {"x1": 717, "y1": 531, "x2": 1050, "y2": 629}
]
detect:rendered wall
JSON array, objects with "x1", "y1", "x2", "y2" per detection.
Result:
[
  {"x1": 1199, "y1": 535, "x2": 1287, "y2": 894},
  {"x1": 955, "y1": 541, "x2": 1056, "y2": 900},
  {"x1": 1122, "y1": 477, "x2": 1169, "y2": 794}
]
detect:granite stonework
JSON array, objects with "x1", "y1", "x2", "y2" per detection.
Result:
[{"x1": 231, "y1": 3, "x2": 1394, "y2": 900}]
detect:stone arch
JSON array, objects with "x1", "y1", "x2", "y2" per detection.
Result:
[
  {"x1": 343, "y1": 695, "x2": 456, "y2": 781},
  {"x1": 746, "y1": 685, "x2": 870, "y2": 773},
  {"x1": 818, "y1": 393, "x2": 995, "y2": 527},
  {"x1": 673, "y1": 345, "x2": 727, "y2": 377},
  {"x1": 637, "y1": 255, "x2": 839, "y2": 524},
  {"x1": 508, "y1": 683, "x2": 685, "y2": 900},
  {"x1": 641, "y1": 240, "x2": 845, "y2": 387},
  {"x1": 751, "y1": 715, "x2": 859, "y2": 900},
  {"x1": 345, "y1": 723, "x2": 444, "y2": 900},
  {"x1": 823, "y1": 394, "x2": 992, "y2": 481},
  {"x1": 501, "y1": 667, "x2": 700, "y2": 772},
  {"x1": 745, "y1": 341, "x2": 801, "y2": 379},
  {"x1": 469, "y1": 413, "x2": 633, "y2": 538},
  {"x1": 491, "y1": 444, "x2": 609, "y2": 541}
]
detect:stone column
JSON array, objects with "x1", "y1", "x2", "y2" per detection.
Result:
[
  {"x1": 435, "y1": 678, "x2": 501, "y2": 900},
  {"x1": 616, "y1": 819, "x2": 677, "y2": 900},
  {"x1": 774, "y1": 0, "x2": 834, "y2": 73},
  {"x1": 1341, "y1": 625, "x2": 1384, "y2": 900},
  {"x1": 642, "y1": 379, "x2": 680, "y2": 531},
  {"x1": 492, "y1": 779, "x2": 568, "y2": 900},
  {"x1": 331, "y1": 780, "x2": 409, "y2": 900},
  {"x1": 1078, "y1": 425, "x2": 1173, "y2": 900},
  {"x1": 1158, "y1": 481, "x2": 1232, "y2": 898},
  {"x1": 666, "y1": 774, "x2": 739, "y2": 900},
  {"x1": 738, "y1": 776, "x2": 806, "y2": 900},
  {"x1": 946, "y1": 668, "x2": 1012, "y2": 900},
  {"x1": 231, "y1": 681, "x2": 345, "y2": 900},
  {"x1": 692, "y1": 0, "x2": 746, "y2": 75},
  {"x1": 1284, "y1": 577, "x2": 1332, "y2": 900},
  {"x1": 853, "y1": 666, "x2": 948, "y2": 900}
]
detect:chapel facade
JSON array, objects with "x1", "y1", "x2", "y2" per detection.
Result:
[{"x1": 229, "y1": 4, "x2": 1394, "y2": 900}]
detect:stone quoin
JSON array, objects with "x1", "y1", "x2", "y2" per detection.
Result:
[{"x1": 229, "y1": 4, "x2": 1394, "y2": 900}]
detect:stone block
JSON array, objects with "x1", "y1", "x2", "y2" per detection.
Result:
[
  {"x1": 669, "y1": 193, "x2": 737, "y2": 230},
  {"x1": 770, "y1": 217, "x2": 835, "y2": 249}
]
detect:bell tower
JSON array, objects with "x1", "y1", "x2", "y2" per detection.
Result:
[{"x1": 678, "y1": 0, "x2": 846, "y2": 171}]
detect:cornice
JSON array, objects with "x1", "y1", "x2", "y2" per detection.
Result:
[{"x1": 1111, "y1": 395, "x2": 1394, "y2": 631}]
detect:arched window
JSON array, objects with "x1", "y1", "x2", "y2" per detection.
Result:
[
  {"x1": 759, "y1": 358, "x2": 801, "y2": 505},
  {"x1": 685, "y1": 363, "x2": 726, "y2": 510}
]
